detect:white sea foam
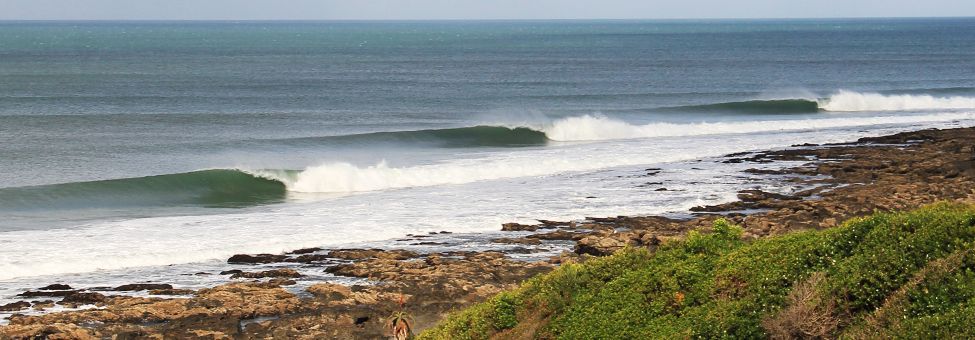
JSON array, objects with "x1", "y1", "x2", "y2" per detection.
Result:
[
  {"x1": 1, "y1": 114, "x2": 973, "y2": 281},
  {"x1": 541, "y1": 111, "x2": 974, "y2": 141},
  {"x1": 819, "y1": 90, "x2": 975, "y2": 112},
  {"x1": 243, "y1": 112, "x2": 975, "y2": 195}
]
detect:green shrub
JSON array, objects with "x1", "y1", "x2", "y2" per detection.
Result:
[{"x1": 420, "y1": 202, "x2": 975, "y2": 340}]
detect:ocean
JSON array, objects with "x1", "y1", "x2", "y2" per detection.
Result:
[{"x1": 1, "y1": 18, "x2": 974, "y2": 290}]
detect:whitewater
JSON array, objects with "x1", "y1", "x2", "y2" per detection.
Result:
[{"x1": 2, "y1": 109, "x2": 975, "y2": 281}]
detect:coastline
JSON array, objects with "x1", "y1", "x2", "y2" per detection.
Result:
[{"x1": 2, "y1": 125, "x2": 975, "y2": 339}]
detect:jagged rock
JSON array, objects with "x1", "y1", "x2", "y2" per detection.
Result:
[
  {"x1": 501, "y1": 222, "x2": 538, "y2": 232},
  {"x1": 0, "y1": 301, "x2": 31, "y2": 312},
  {"x1": 114, "y1": 283, "x2": 173, "y2": 291}
]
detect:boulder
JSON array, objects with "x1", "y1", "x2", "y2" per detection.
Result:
[
  {"x1": 227, "y1": 254, "x2": 287, "y2": 264},
  {"x1": 39, "y1": 284, "x2": 73, "y2": 291},
  {"x1": 59, "y1": 292, "x2": 107, "y2": 305},
  {"x1": 500, "y1": 223, "x2": 538, "y2": 232}
]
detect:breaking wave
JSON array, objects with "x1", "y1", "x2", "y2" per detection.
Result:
[{"x1": 663, "y1": 90, "x2": 975, "y2": 114}]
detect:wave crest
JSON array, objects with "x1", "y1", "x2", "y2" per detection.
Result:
[
  {"x1": 0, "y1": 169, "x2": 288, "y2": 211},
  {"x1": 818, "y1": 90, "x2": 975, "y2": 112}
]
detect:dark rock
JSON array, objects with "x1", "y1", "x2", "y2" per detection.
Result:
[
  {"x1": 526, "y1": 230, "x2": 584, "y2": 241},
  {"x1": 219, "y1": 269, "x2": 244, "y2": 275},
  {"x1": 227, "y1": 253, "x2": 287, "y2": 264},
  {"x1": 286, "y1": 254, "x2": 331, "y2": 263},
  {"x1": 326, "y1": 249, "x2": 418, "y2": 261},
  {"x1": 59, "y1": 292, "x2": 107, "y2": 305},
  {"x1": 39, "y1": 284, "x2": 72, "y2": 291},
  {"x1": 17, "y1": 290, "x2": 77, "y2": 298},
  {"x1": 491, "y1": 237, "x2": 542, "y2": 245},
  {"x1": 537, "y1": 219, "x2": 569, "y2": 228},
  {"x1": 149, "y1": 289, "x2": 195, "y2": 296},
  {"x1": 585, "y1": 217, "x2": 618, "y2": 223},
  {"x1": 500, "y1": 222, "x2": 538, "y2": 232},
  {"x1": 0, "y1": 301, "x2": 31, "y2": 312},
  {"x1": 162, "y1": 313, "x2": 241, "y2": 337},
  {"x1": 230, "y1": 269, "x2": 302, "y2": 279},
  {"x1": 655, "y1": 188, "x2": 668, "y2": 191},
  {"x1": 267, "y1": 278, "x2": 297, "y2": 286},
  {"x1": 114, "y1": 283, "x2": 173, "y2": 291},
  {"x1": 287, "y1": 247, "x2": 322, "y2": 255},
  {"x1": 737, "y1": 189, "x2": 799, "y2": 202}
]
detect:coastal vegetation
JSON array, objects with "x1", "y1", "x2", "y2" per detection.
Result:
[{"x1": 420, "y1": 202, "x2": 975, "y2": 339}]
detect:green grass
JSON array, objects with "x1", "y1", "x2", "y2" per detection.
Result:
[{"x1": 419, "y1": 202, "x2": 975, "y2": 340}]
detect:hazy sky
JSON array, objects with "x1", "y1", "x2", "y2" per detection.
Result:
[{"x1": 2, "y1": 0, "x2": 974, "y2": 20}]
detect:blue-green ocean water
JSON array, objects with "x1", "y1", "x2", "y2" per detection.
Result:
[{"x1": 1, "y1": 19, "x2": 975, "y2": 282}]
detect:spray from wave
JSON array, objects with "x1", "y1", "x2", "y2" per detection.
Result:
[
  {"x1": 818, "y1": 90, "x2": 975, "y2": 112},
  {"x1": 663, "y1": 90, "x2": 975, "y2": 114}
]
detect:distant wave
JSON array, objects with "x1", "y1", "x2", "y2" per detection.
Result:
[
  {"x1": 662, "y1": 90, "x2": 975, "y2": 114},
  {"x1": 5, "y1": 110, "x2": 973, "y2": 201},
  {"x1": 665, "y1": 99, "x2": 821, "y2": 114},
  {"x1": 268, "y1": 125, "x2": 548, "y2": 148},
  {"x1": 0, "y1": 169, "x2": 289, "y2": 211}
]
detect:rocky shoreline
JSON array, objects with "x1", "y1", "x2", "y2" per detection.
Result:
[{"x1": 2, "y1": 126, "x2": 974, "y2": 339}]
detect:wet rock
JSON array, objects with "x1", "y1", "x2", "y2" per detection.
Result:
[
  {"x1": 17, "y1": 290, "x2": 78, "y2": 298},
  {"x1": 501, "y1": 222, "x2": 538, "y2": 232},
  {"x1": 326, "y1": 249, "x2": 418, "y2": 261},
  {"x1": 228, "y1": 253, "x2": 287, "y2": 264},
  {"x1": 59, "y1": 292, "x2": 107, "y2": 305},
  {"x1": 287, "y1": 247, "x2": 322, "y2": 254},
  {"x1": 412, "y1": 241, "x2": 448, "y2": 246},
  {"x1": 149, "y1": 288, "x2": 196, "y2": 296},
  {"x1": 220, "y1": 269, "x2": 244, "y2": 275},
  {"x1": 114, "y1": 283, "x2": 173, "y2": 291},
  {"x1": 491, "y1": 237, "x2": 542, "y2": 245},
  {"x1": 0, "y1": 301, "x2": 31, "y2": 312},
  {"x1": 30, "y1": 300, "x2": 55, "y2": 311},
  {"x1": 737, "y1": 189, "x2": 799, "y2": 202},
  {"x1": 267, "y1": 278, "x2": 298, "y2": 286},
  {"x1": 526, "y1": 230, "x2": 584, "y2": 241},
  {"x1": 537, "y1": 220, "x2": 569, "y2": 228},
  {"x1": 39, "y1": 284, "x2": 72, "y2": 290},
  {"x1": 285, "y1": 254, "x2": 331, "y2": 263},
  {"x1": 230, "y1": 269, "x2": 302, "y2": 279}
]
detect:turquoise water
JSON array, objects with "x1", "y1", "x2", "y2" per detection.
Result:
[{"x1": 1, "y1": 18, "x2": 974, "y2": 281}]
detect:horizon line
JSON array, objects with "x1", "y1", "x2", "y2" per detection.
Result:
[{"x1": 1, "y1": 16, "x2": 974, "y2": 22}]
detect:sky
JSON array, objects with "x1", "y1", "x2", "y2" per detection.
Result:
[{"x1": 1, "y1": 0, "x2": 974, "y2": 21}]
